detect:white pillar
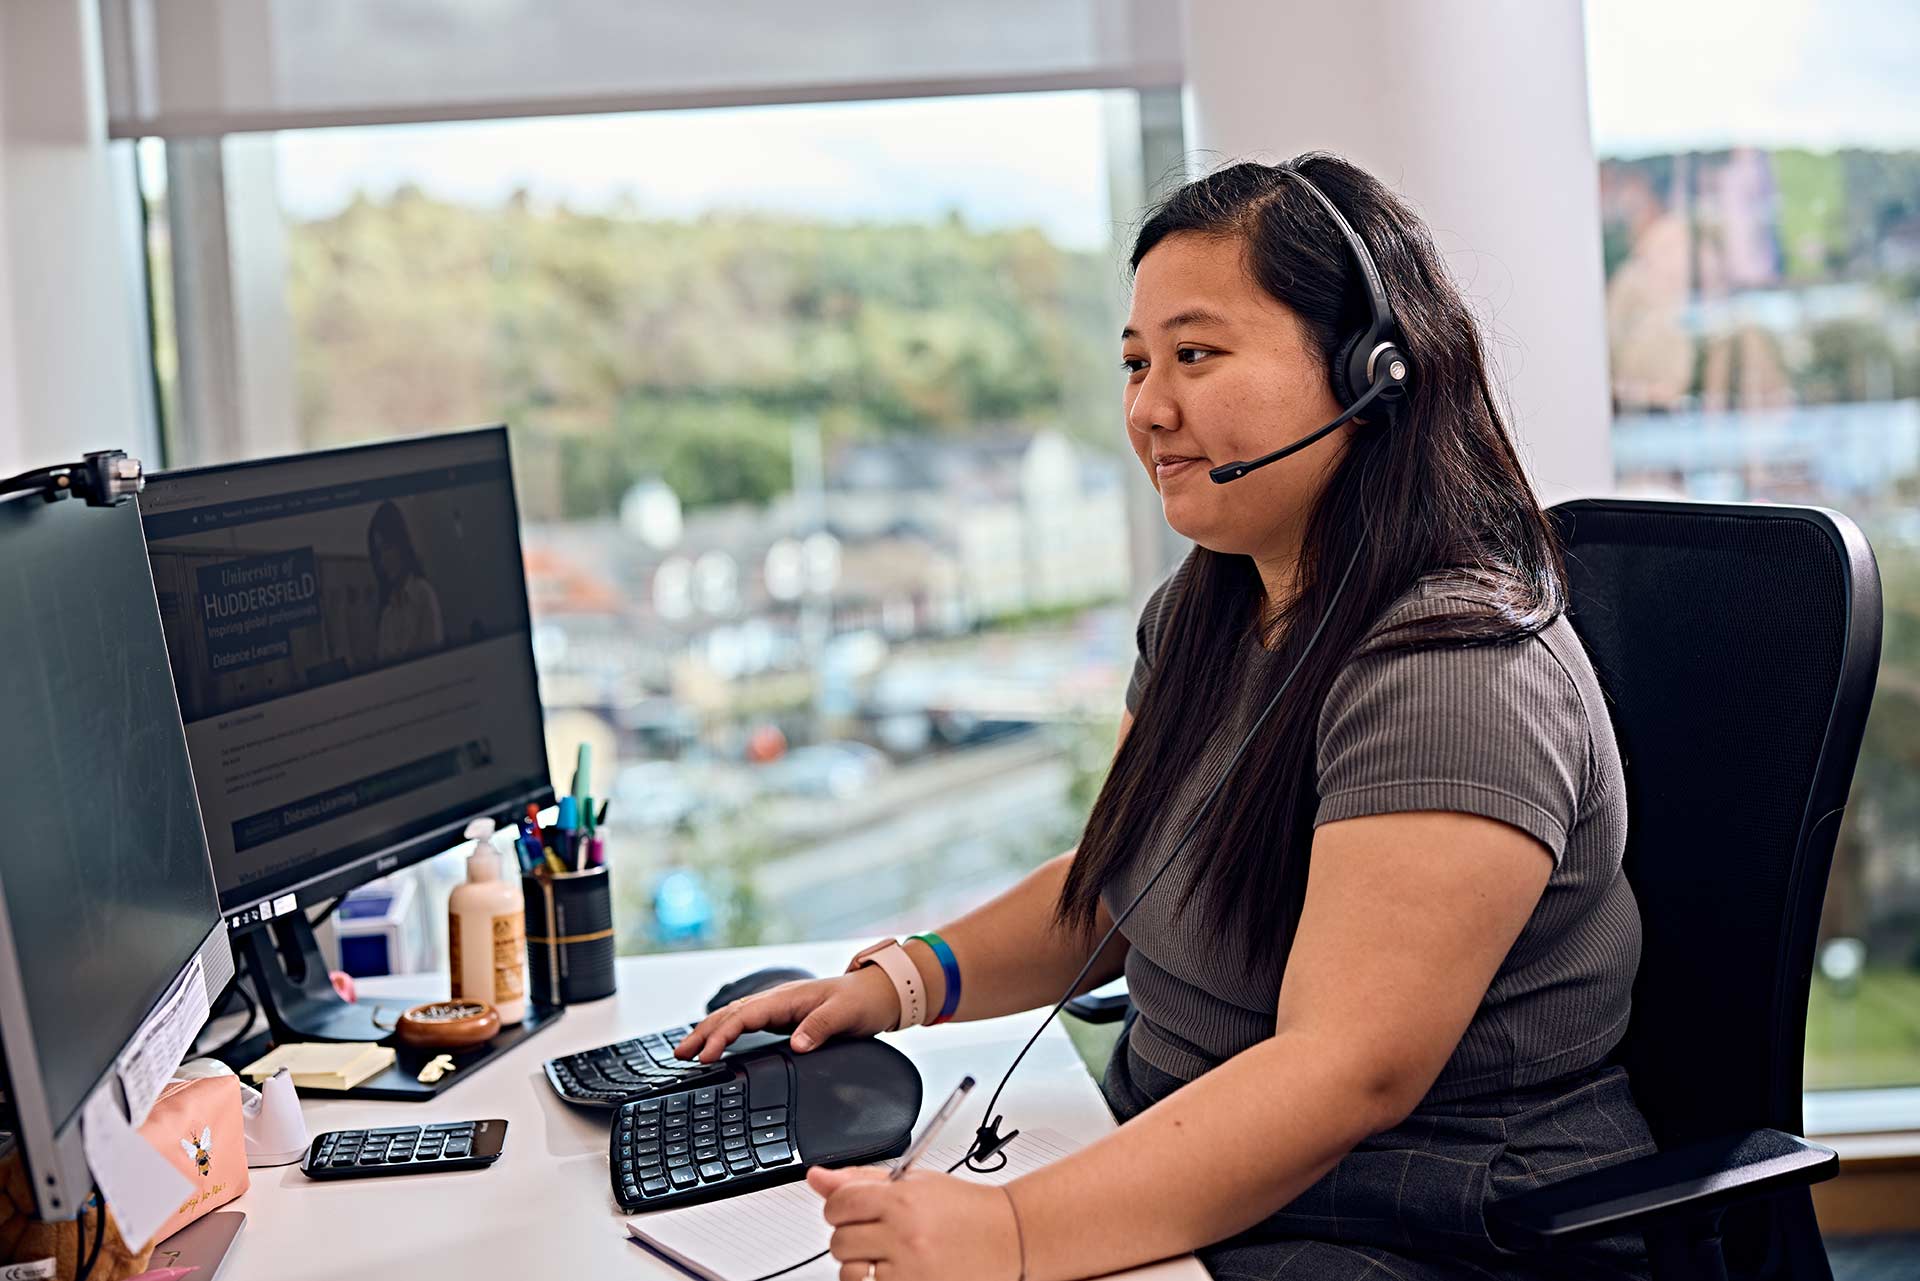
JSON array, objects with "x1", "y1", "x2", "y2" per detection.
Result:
[
  {"x1": 0, "y1": 0, "x2": 155, "y2": 475},
  {"x1": 1181, "y1": 0, "x2": 1611, "y2": 503}
]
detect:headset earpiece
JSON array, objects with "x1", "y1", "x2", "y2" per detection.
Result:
[
  {"x1": 1331, "y1": 331, "x2": 1411, "y2": 415},
  {"x1": 1369, "y1": 340, "x2": 1412, "y2": 411},
  {"x1": 1331, "y1": 330, "x2": 1368, "y2": 406}
]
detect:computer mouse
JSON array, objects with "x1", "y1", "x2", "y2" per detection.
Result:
[{"x1": 705, "y1": 965, "x2": 817, "y2": 1014}]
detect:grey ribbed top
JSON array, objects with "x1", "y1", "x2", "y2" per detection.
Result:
[{"x1": 1108, "y1": 552, "x2": 1642, "y2": 1103}]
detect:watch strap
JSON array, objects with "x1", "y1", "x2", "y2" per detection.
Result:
[{"x1": 847, "y1": 938, "x2": 925, "y2": 1031}]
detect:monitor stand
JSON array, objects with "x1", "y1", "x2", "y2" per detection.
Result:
[
  {"x1": 244, "y1": 912, "x2": 403, "y2": 1043},
  {"x1": 236, "y1": 910, "x2": 563, "y2": 1101}
]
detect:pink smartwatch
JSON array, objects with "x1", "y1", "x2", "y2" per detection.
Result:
[{"x1": 847, "y1": 938, "x2": 926, "y2": 1030}]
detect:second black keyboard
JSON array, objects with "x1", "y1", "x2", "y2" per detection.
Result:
[
  {"x1": 612, "y1": 1052, "x2": 799, "y2": 1210},
  {"x1": 545, "y1": 1025, "x2": 790, "y2": 1108}
]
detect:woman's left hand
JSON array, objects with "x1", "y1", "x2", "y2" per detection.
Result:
[{"x1": 810, "y1": 1164, "x2": 1024, "y2": 1281}]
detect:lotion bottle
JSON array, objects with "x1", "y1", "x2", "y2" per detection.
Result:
[{"x1": 447, "y1": 817, "x2": 528, "y2": 1025}]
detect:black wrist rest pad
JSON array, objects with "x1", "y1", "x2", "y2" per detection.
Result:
[{"x1": 740, "y1": 1037, "x2": 923, "y2": 1167}]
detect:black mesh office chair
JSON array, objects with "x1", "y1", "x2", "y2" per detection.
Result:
[{"x1": 1069, "y1": 498, "x2": 1883, "y2": 1281}]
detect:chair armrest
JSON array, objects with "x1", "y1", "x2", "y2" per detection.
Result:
[
  {"x1": 1062, "y1": 992, "x2": 1131, "y2": 1023},
  {"x1": 1486, "y1": 1128, "x2": 1837, "y2": 1250}
]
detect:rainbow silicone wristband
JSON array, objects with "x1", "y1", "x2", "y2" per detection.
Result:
[{"x1": 911, "y1": 931, "x2": 962, "y2": 1025}]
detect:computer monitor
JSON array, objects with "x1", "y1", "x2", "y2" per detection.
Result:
[
  {"x1": 139, "y1": 427, "x2": 553, "y2": 1043},
  {"x1": 0, "y1": 485, "x2": 231, "y2": 1220}
]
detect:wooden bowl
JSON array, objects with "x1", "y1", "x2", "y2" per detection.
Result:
[{"x1": 395, "y1": 1000, "x2": 501, "y2": 1049}]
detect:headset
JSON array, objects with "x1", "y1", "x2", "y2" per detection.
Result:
[
  {"x1": 1208, "y1": 167, "x2": 1414, "y2": 484},
  {"x1": 963, "y1": 166, "x2": 1403, "y2": 1173}
]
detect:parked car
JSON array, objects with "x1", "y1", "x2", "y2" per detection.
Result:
[{"x1": 757, "y1": 741, "x2": 890, "y2": 800}]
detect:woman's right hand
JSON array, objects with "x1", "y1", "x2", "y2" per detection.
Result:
[{"x1": 673, "y1": 966, "x2": 903, "y2": 1063}]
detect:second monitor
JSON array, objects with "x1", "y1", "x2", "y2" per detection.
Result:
[{"x1": 139, "y1": 426, "x2": 554, "y2": 1047}]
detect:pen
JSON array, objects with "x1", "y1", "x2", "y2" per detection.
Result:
[
  {"x1": 572, "y1": 742, "x2": 592, "y2": 806},
  {"x1": 890, "y1": 1075, "x2": 975, "y2": 1182}
]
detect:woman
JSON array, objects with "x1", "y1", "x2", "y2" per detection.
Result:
[
  {"x1": 367, "y1": 499, "x2": 445, "y2": 664},
  {"x1": 676, "y1": 154, "x2": 1652, "y2": 1280}
]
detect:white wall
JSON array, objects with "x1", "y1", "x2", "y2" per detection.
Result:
[
  {"x1": 1181, "y1": 0, "x2": 1611, "y2": 503},
  {"x1": 0, "y1": 0, "x2": 153, "y2": 477}
]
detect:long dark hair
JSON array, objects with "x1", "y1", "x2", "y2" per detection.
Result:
[
  {"x1": 1056, "y1": 154, "x2": 1568, "y2": 968},
  {"x1": 367, "y1": 499, "x2": 426, "y2": 612}
]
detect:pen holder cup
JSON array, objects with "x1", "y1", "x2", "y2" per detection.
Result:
[{"x1": 522, "y1": 867, "x2": 617, "y2": 1005}]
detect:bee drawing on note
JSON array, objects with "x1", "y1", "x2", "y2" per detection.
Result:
[{"x1": 181, "y1": 1126, "x2": 212, "y2": 1177}]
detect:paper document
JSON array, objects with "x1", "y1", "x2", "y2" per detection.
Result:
[
  {"x1": 80, "y1": 1087, "x2": 195, "y2": 1250},
  {"x1": 116, "y1": 954, "x2": 208, "y2": 1127},
  {"x1": 625, "y1": 1127, "x2": 1080, "y2": 1281}
]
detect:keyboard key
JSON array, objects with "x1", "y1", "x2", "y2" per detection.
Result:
[
  {"x1": 641, "y1": 1177, "x2": 670, "y2": 1197},
  {"x1": 720, "y1": 1123, "x2": 746, "y2": 1138},
  {"x1": 636, "y1": 1098, "x2": 662, "y2": 1113},
  {"x1": 635, "y1": 1164, "x2": 663, "y2": 1182},
  {"x1": 726, "y1": 1154, "x2": 755, "y2": 1173},
  {"x1": 750, "y1": 1127, "x2": 787, "y2": 1146},
  {"x1": 693, "y1": 1106, "x2": 716, "y2": 1122},
  {"x1": 358, "y1": 1151, "x2": 386, "y2": 1165},
  {"x1": 698, "y1": 1161, "x2": 728, "y2": 1182},
  {"x1": 749, "y1": 1109, "x2": 786, "y2": 1129},
  {"x1": 665, "y1": 1097, "x2": 689, "y2": 1113},
  {"x1": 669, "y1": 1167, "x2": 698, "y2": 1189},
  {"x1": 667, "y1": 1153, "x2": 692, "y2": 1169},
  {"x1": 371, "y1": 1127, "x2": 421, "y2": 1138},
  {"x1": 754, "y1": 1141, "x2": 793, "y2": 1166},
  {"x1": 722, "y1": 1136, "x2": 748, "y2": 1152},
  {"x1": 444, "y1": 1139, "x2": 471, "y2": 1158},
  {"x1": 692, "y1": 1122, "x2": 716, "y2": 1137},
  {"x1": 329, "y1": 1154, "x2": 357, "y2": 1168},
  {"x1": 693, "y1": 1089, "x2": 717, "y2": 1106},
  {"x1": 720, "y1": 1108, "x2": 745, "y2": 1125},
  {"x1": 665, "y1": 1142, "x2": 689, "y2": 1157}
]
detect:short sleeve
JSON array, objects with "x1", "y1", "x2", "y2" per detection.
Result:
[
  {"x1": 1313, "y1": 635, "x2": 1593, "y2": 862},
  {"x1": 1124, "y1": 553, "x2": 1192, "y2": 718}
]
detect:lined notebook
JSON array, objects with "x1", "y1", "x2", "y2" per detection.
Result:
[{"x1": 624, "y1": 1127, "x2": 1081, "y2": 1281}]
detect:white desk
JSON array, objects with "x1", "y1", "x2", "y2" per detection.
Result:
[{"x1": 220, "y1": 941, "x2": 1203, "y2": 1280}]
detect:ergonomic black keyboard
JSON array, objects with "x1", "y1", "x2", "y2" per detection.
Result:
[
  {"x1": 610, "y1": 1040, "x2": 921, "y2": 1212},
  {"x1": 544, "y1": 1025, "x2": 790, "y2": 1108},
  {"x1": 612, "y1": 1057, "x2": 794, "y2": 1209}
]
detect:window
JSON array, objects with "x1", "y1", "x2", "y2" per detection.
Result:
[
  {"x1": 142, "y1": 92, "x2": 1162, "y2": 957},
  {"x1": 1588, "y1": 2, "x2": 1920, "y2": 1105}
]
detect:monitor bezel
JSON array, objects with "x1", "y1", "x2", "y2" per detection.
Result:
[{"x1": 143, "y1": 424, "x2": 555, "y2": 927}]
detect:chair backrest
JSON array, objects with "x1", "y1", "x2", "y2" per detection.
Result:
[{"x1": 1548, "y1": 498, "x2": 1880, "y2": 1149}]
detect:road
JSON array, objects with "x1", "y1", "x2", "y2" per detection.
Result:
[{"x1": 754, "y1": 733, "x2": 1077, "y2": 938}]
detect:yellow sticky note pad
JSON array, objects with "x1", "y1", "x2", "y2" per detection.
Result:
[{"x1": 241, "y1": 1042, "x2": 395, "y2": 1091}]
